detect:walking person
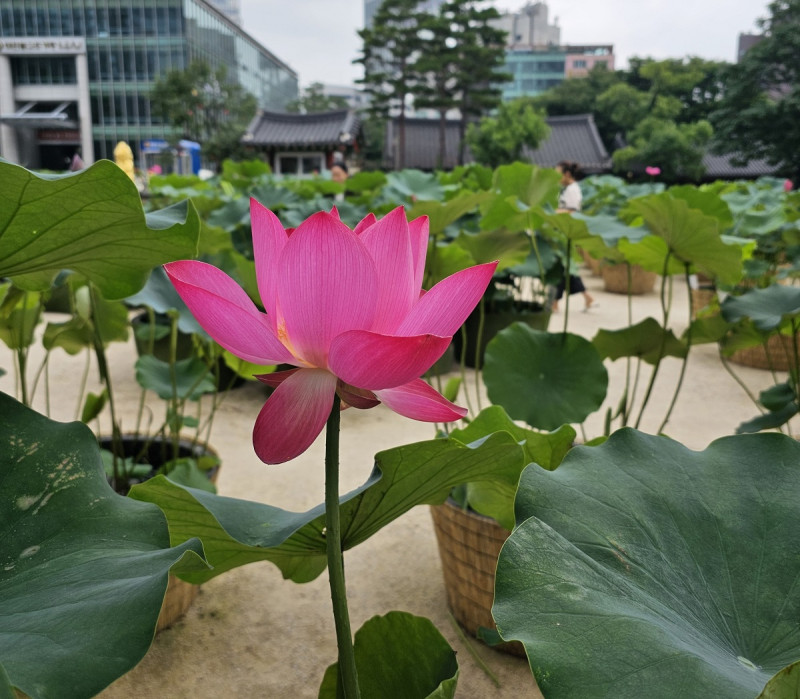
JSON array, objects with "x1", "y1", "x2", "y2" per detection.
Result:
[{"x1": 552, "y1": 160, "x2": 594, "y2": 312}]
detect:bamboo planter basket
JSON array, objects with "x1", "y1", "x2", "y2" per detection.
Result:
[
  {"x1": 157, "y1": 576, "x2": 201, "y2": 631},
  {"x1": 100, "y1": 435, "x2": 220, "y2": 631},
  {"x1": 579, "y1": 247, "x2": 603, "y2": 276},
  {"x1": 430, "y1": 500, "x2": 525, "y2": 656},
  {"x1": 728, "y1": 333, "x2": 800, "y2": 371},
  {"x1": 690, "y1": 288, "x2": 717, "y2": 320},
  {"x1": 601, "y1": 263, "x2": 657, "y2": 295}
]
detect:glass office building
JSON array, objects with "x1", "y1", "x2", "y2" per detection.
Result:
[
  {"x1": 0, "y1": 0, "x2": 298, "y2": 168},
  {"x1": 502, "y1": 48, "x2": 567, "y2": 100}
]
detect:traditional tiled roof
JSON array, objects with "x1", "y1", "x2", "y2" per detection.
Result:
[
  {"x1": 242, "y1": 109, "x2": 362, "y2": 148},
  {"x1": 523, "y1": 114, "x2": 611, "y2": 172},
  {"x1": 383, "y1": 113, "x2": 611, "y2": 172},
  {"x1": 701, "y1": 152, "x2": 779, "y2": 180}
]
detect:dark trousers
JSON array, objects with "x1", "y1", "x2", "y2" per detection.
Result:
[{"x1": 555, "y1": 274, "x2": 586, "y2": 300}]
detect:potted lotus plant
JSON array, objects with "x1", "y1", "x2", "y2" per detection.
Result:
[{"x1": 1, "y1": 174, "x2": 533, "y2": 697}]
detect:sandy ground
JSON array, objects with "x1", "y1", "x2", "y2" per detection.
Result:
[{"x1": 1, "y1": 269, "x2": 782, "y2": 699}]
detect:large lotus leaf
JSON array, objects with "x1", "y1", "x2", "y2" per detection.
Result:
[
  {"x1": 593, "y1": 317, "x2": 688, "y2": 364},
  {"x1": 129, "y1": 431, "x2": 526, "y2": 584},
  {"x1": 135, "y1": 355, "x2": 216, "y2": 401},
  {"x1": 758, "y1": 660, "x2": 800, "y2": 698},
  {"x1": 483, "y1": 325, "x2": 608, "y2": 430},
  {"x1": 221, "y1": 157, "x2": 271, "y2": 181},
  {"x1": 506, "y1": 236, "x2": 561, "y2": 279},
  {"x1": 450, "y1": 405, "x2": 576, "y2": 528},
  {"x1": 493, "y1": 428, "x2": 800, "y2": 699},
  {"x1": 206, "y1": 197, "x2": 250, "y2": 230},
  {"x1": 667, "y1": 185, "x2": 734, "y2": 229},
  {"x1": 719, "y1": 320, "x2": 778, "y2": 357},
  {"x1": 0, "y1": 392, "x2": 207, "y2": 699},
  {"x1": 477, "y1": 194, "x2": 531, "y2": 233},
  {"x1": 489, "y1": 161, "x2": 560, "y2": 209},
  {"x1": 573, "y1": 213, "x2": 650, "y2": 247},
  {"x1": 0, "y1": 288, "x2": 40, "y2": 350},
  {"x1": 0, "y1": 159, "x2": 199, "y2": 299},
  {"x1": 384, "y1": 169, "x2": 444, "y2": 202},
  {"x1": 450, "y1": 405, "x2": 575, "y2": 472},
  {"x1": 425, "y1": 239, "x2": 475, "y2": 286},
  {"x1": 42, "y1": 315, "x2": 93, "y2": 355},
  {"x1": 618, "y1": 235, "x2": 702, "y2": 276},
  {"x1": 736, "y1": 403, "x2": 798, "y2": 434},
  {"x1": 627, "y1": 193, "x2": 742, "y2": 284},
  {"x1": 721, "y1": 285, "x2": 800, "y2": 332},
  {"x1": 539, "y1": 210, "x2": 593, "y2": 244},
  {"x1": 453, "y1": 228, "x2": 530, "y2": 272},
  {"x1": 318, "y1": 612, "x2": 458, "y2": 699},
  {"x1": 685, "y1": 311, "x2": 733, "y2": 346},
  {"x1": 722, "y1": 188, "x2": 787, "y2": 237},
  {"x1": 125, "y1": 266, "x2": 206, "y2": 336},
  {"x1": 250, "y1": 184, "x2": 304, "y2": 213},
  {"x1": 345, "y1": 170, "x2": 387, "y2": 194},
  {"x1": 408, "y1": 191, "x2": 490, "y2": 235}
]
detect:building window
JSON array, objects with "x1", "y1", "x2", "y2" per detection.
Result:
[
  {"x1": 573, "y1": 59, "x2": 587, "y2": 68},
  {"x1": 277, "y1": 152, "x2": 325, "y2": 176}
]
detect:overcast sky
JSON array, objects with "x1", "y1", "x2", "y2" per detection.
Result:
[{"x1": 239, "y1": 0, "x2": 768, "y2": 88}]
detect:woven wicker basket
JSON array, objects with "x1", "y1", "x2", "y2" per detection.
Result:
[
  {"x1": 690, "y1": 288, "x2": 716, "y2": 320},
  {"x1": 601, "y1": 263, "x2": 657, "y2": 295},
  {"x1": 430, "y1": 500, "x2": 525, "y2": 656},
  {"x1": 579, "y1": 247, "x2": 603, "y2": 276},
  {"x1": 157, "y1": 575, "x2": 201, "y2": 631},
  {"x1": 728, "y1": 333, "x2": 800, "y2": 371}
]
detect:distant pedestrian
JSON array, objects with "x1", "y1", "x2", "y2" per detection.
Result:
[
  {"x1": 69, "y1": 150, "x2": 85, "y2": 171},
  {"x1": 552, "y1": 160, "x2": 594, "y2": 312},
  {"x1": 330, "y1": 161, "x2": 348, "y2": 202}
]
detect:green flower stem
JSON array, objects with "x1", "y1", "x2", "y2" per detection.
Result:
[
  {"x1": 562, "y1": 242, "x2": 572, "y2": 334},
  {"x1": 325, "y1": 393, "x2": 360, "y2": 698},
  {"x1": 89, "y1": 284, "x2": 122, "y2": 481},
  {"x1": 474, "y1": 298, "x2": 485, "y2": 411},
  {"x1": 657, "y1": 265, "x2": 694, "y2": 433},
  {"x1": 634, "y1": 254, "x2": 673, "y2": 429},
  {"x1": 168, "y1": 311, "x2": 181, "y2": 464}
]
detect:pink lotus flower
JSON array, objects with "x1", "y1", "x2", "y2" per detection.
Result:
[
  {"x1": 165, "y1": 201, "x2": 497, "y2": 464},
  {"x1": 645, "y1": 166, "x2": 661, "y2": 176},
  {"x1": 784, "y1": 179, "x2": 793, "y2": 192}
]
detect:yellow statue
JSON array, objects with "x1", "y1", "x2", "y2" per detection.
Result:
[{"x1": 113, "y1": 141, "x2": 135, "y2": 181}]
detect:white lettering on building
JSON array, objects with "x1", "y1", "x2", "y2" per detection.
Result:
[{"x1": 0, "y1": 37, "x2": 86, "y2": 55}]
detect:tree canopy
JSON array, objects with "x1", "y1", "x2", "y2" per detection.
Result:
[
  {"x1": 466, "y1": 99, "x2": 550, "y2": 168},
  {"x1": 530, "y1": 56, "x2": 726, "y2": 181},
  {"x1": 709, "y1": 0, "x2": 800, "y2": 179},
  {"x1": 285, "y1": 83, "x2": 349, "y2": 113},
  {"x1": 355, "y1": 0, "x2": 510, "y2": 169},
  {"x1": 149, "y1": 60, "x2": 257, "y2": 169}
]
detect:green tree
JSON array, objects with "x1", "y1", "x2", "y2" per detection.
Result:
[
  {"x1": 710, "y1": 0, "x2": 800, "y2": 179},
  {"x1": 612, "y1": 117, "x2": 713, "y2": 180},
  {"x1": 355, "y1": 0, "x2": 427, "y2": 169},
  {"x1": 286, "y1": 82, "x2": 349, "y2": 113},
  {"x1": 413, "y1": 11, "x2": 460, "y2": 168},
  {"x1": 530, "y1": 64, "x2": 621, "y2": 146},
  {"x1": 150, "y1": 61, "x2": 257, "y2": 169},
  {"x1": 531, "y1": 56, "x2": 726, "y2": 180},
  {"x1": 466, "y1": 98, "x2": 550, "y2": 168},
  {"x1": 628, "y1": 57, "x2": 728, "y2": 124},
  {"x1": 438, "y1": 0, "x2": 511, "y2": 165}
]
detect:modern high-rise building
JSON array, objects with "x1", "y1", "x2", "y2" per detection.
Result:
[
  {"x1": 206, "y1": 0, "x2": 241, "y2": 25},
  {"x1": 491, "y1": 2, "x2": 614, "y2": 99},
  {"x1": 0, "y1": 0, "x2": 298, "y2": 169},
  {"x1": 490, "y1": 1, "x2": 561, "y2": 48}
]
